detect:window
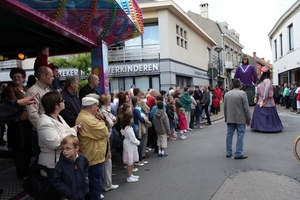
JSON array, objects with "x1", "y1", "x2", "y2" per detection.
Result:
[
  {"x1": 135, "y1": 76, "x2": 150, "y2": 93},
  {"x1": 125, "y1": 24, "x2": 159, "y2": 48},
  {"x1": 274, "y1": 39, "x2": 277, "y2": 60},
  {"x1": 109, "y1": 76, "x2": 159, "y2": 93},
  {"x1": 207, "y1": 48, "x2": 211, "y2": 63},
  {"x1": 176, "y1": 75, "x2": 192, "y2": 87},
  {"x1": 279, "y1": 34, "x2": 283, "y2": 56},
  {"x1": 176, "y1": 25, "x2": 188, "y2": 49},
  {"x1": 288, "y1": 24, "x2": 294, "y2": 51},
  {"x1": 143, "y1": 25, "x2": 159, "y2": 48}
]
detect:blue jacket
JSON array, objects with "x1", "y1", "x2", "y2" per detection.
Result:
[
  {"x1": 133, "y1": 107, "x2": 145, "y2": 125},
  {"x1": 52, "y1": 152, "x2": 89, "y2": 200}
]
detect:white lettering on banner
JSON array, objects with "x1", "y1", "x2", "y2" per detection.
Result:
[
  {"x1": 109, "y1": 64, "x2": 159, "y2": 74},
  {"x1": 59, "y1": 69, "x2": 83, "y2": 77}
]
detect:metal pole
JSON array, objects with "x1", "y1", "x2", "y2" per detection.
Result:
[
  {"x1": 218, "y1": 52, "x2": 220, "y2": 86},
  {"x1": 212, "y1": 65, "x2": 214, "y2": 87}
]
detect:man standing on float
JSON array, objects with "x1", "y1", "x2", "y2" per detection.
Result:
[{"x1": 234, "y1": 55, "x2": 257, "y2": 106}]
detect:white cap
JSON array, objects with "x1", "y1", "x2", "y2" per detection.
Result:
[{"x1": 82, "y1": 97, "x2": 99, "y2": 106}]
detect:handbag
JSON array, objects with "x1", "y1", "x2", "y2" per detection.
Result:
[{"x1": 22, "y1": 151, "x2": 59, "y2": 200}]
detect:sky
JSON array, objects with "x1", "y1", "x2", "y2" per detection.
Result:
[{"x1": 172, "y1": 0, "x2": 296, "y2": 63}]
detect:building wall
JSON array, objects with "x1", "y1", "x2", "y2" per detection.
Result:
[
  {"x1": 269, "y1": 2, "x2": 300, "y2": 85},
  {"x1": 159, "y1": 9, "x2": 213, "y2": 70}
]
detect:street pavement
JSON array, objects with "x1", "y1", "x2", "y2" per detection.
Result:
[
  {"x1": 206, "y1": 104, "x2": 300, "y2": 200},
  {"x1": 1, "y1": 104, "x2": 300, "y2": 200}
]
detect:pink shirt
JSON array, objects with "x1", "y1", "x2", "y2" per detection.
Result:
[{"x1": 256, "y1": 79, "x2": 275, "y2": 107}]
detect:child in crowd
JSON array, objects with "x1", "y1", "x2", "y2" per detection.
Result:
[
  {"x1": 154, "y1": 101, "x2": 170, "y2": 157},
  {"x1": 52, "y1": 135, "x2": 89, "y2": 200},
  {"x1": 117, "y1": 103, "x2": 139, "y2": 173},
  {"x1": 132, "y1": 96, "x2": 149, "y2": 166},
  {"x1": 178, "y1": 108, "x2": 187, "y2": 140},
  {"x1": 211, "y1": 95, "x2": 220, "y2": 115},
  {"x1": 120, "y1": 112, "x2": 140, "y2": 183},
  {"x1": 34, "y1": 45, "x2": 54, "y2": 72},
  {"x1": 166, "y1": 96, "x2": 177, "y2": 140}
]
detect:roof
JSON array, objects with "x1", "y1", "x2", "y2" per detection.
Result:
[
  {"x1": 0, "y1": 0, "x2": 143, "y2": 60},
  {"x1": 268, "y1": 0, "x2": 300, "y2": 38}
]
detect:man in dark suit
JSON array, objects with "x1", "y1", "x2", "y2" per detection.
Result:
[
  {"x1": 79, "y1": 74, "x2": 99, "y2": 101},
  {"x1": 60, "y1": 76, "x2": 81, "y2": 127}
]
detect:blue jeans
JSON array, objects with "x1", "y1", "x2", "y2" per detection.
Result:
[
  {"x1": 195, "y1": 105, "x2": 202, "y2": 124},
  {"x1": 86, "y1": 162, "x2": 103, "y2": 200},
  {"x1": 138, "y1": 134, "x2": 145, "y2": 161},
  {"x1": 226, "y1": 124, "x2": 246, "y2": 157}
]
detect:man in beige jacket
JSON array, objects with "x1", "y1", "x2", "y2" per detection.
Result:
[
  {"x1": 76, "y1": 97, "x2": 108, "y2": 200},
  {"x1": 25, "y1": 66, "x2": 54, "y2": 158}
]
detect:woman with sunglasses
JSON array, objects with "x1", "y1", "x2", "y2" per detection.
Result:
[{"x1": 37, "y1": 91, "x2": 79, "y2": 171}]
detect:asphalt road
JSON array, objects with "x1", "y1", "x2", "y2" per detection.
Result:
[{"x1": 104, "y1": 108, "x2": 300, "y2": 200}]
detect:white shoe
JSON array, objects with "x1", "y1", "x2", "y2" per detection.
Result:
[
  {"x1": 101, "y1": 194, "x2": 104, "y2": 199},
  {"x1": 131, "y1": 174, "x2": 139, "y2": 179},
  {"x1": 188, "y1": 128, "x2": 193, "y2": 131},
  {"x1": 146, "y1": 147, "x2": 152, "y2": 151},
  {"x1": 127, "y1": 177, "x2": 138, "y2": 182},
  {"x1": 132, "y1": 168, "x2": 138, "y2": 173},
  {"x1": 134, "y1": 162, "x2": 144, "y2": 166},
  {"x1": 104, "y1": 184, "x2": 119, "y2": 192},
  {"x1": 199, "y1": 126, "x2": 203, "y2": 129},
  {"x1": 184, "y1": 130, "x2": 187, "y2": 133},
  {"x1": 142, "y1": 160, "x2": 148, "y2": 164},
  {"x1": 180, "y1": 135, "x2": 187, "y2": 140}
]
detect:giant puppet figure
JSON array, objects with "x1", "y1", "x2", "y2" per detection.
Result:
[{"x1": 234, "y1": 55, "x2": 257, "y2": 106}]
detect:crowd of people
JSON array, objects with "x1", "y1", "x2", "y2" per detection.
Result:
[
  {"x1": 0, "y1": 63, "x2": 227, "y2": 199},
  {"x1": 0, "y1": 48, "x2": 291, "y2": 199},
  {"x1": 272, "y1": 82, "x2": 300, "y2": 114}
]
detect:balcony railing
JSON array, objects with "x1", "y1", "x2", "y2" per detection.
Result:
[{"x1": 108, "y1": 45, "x2": 160, "y2": 63}]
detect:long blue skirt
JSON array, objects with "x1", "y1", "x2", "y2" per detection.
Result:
[{"x1": 251, "y1": 105, "x2": 283, "y2": 133}]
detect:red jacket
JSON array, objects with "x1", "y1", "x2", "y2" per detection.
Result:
[
  {"x1": 297, "y1": 90, "x2": 300, "y2": 101},
  {"x1": 34, "y1": 55, "x2": 54, "y2": 71},
  {"x1": 214, "y1": 88, "x2": 222, "y2": 99},
  {"x1": 178, "y1": 113, "x2": 187, "y2": 131},
  {"x1": 212, "y1": 98, "x2": 219, "y2": 108}
]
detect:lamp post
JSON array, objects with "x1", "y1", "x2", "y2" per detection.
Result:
[{"x1": 214, "y1": 46, "x2": 223, "y2": 86}]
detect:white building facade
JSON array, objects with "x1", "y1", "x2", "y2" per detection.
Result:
[
  {"x1": 108, "y1": 0, "x2": 217, "y2": 92},
  {"x1": 268, "y1": 0, "x2": 300, "y2": 85}
]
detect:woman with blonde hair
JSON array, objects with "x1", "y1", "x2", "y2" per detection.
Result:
[{"x1": 99, "y1": 93, "x2": 119, "y2": 192}]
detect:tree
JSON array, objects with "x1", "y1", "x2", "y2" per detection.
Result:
[{"x1": 49, "y1": 53, "x2": 92, "y2": 80}]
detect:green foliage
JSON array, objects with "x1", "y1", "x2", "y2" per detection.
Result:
[
  {"x1": 49, "y1": 53, "x2": 92, "y2": 75},
  {"x1": 78, "y1": 79, "x2": 88, "y2": 88}
]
